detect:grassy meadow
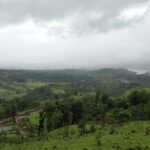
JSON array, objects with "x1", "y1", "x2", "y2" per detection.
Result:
[{"x1": 0, "y1": 121, "x2": 150, "y2": 150}]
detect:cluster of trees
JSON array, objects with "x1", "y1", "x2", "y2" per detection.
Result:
[
  {"x1": 37, "y1": 90, "x2": 150, "y2": 134},
  {"x1": 38, "y1": 99, "x2": 83, "y2": 133},
  {"x1": 0, "y1": 85, "x2": 65, "y2": 119},
  {"x1": 114, "y1": 90, "x2": 150, "y2": 121},
  {"x1": 1, "y1": 88, "x2": 150, "y2": 128}
]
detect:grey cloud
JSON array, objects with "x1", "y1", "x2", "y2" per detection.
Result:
[
  {"x1": 0, "y1": 0, "x2": 150, "y2": 70},
  {"x1": 0, "y1": 0, "x2": 149, "y2": 33}
]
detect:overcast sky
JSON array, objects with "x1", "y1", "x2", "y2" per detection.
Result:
[{"x1": 0, "y1": 0, "x2": 150, "y2": 70}]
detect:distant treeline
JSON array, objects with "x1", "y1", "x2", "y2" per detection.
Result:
[{"x1": 0, "y1": 69, "x2": 150, "y2": 84}]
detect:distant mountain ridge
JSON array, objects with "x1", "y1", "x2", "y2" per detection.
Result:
[{"x1": 90, "y1": 68, "x2": 136, "y2": 76}]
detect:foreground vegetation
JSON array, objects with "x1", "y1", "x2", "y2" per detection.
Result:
[{"x1": 0, "y1": 121, "x2": 150, "y2": 150}]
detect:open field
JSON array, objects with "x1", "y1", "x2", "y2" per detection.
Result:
[
  {"x1": 0, "y1": 81, "x2": 47, "y2": 100},
  {"x1": 0, "y1": 121, "x2": 150, "y2": 150}
]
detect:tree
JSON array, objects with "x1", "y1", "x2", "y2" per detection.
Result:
[
  {"x1": 63, "y1": 126, "x2": 69, "y2": 139},
  {"x1": 51, "y1": 109, "x2": 63, "y2": 129},
  {"x1": 128, "y1": 90, "x2": 149, "y2": 106},
  {"x1": 144, "y1": 101, "x2": 150, "y2": 120},
  {"x1": 38, "y1": 112, "x2": 45, "y2": 136},
  {"x1": 4, "y1": 102, "x2": 16, "y2": 122},
  {"x1": 101, "y1": 93, "x2": 109, "y2": 105},
  {"x1": 95, "y1": 131, "x2": 102, "y2": 146},
  {"x1": 78, "y1": 120, "x2": 86, "y2": 136},
  {"x1": 71, "y1": 101, "x2": 83, "y2": 123},
  {"x1": 116, "y1": 109, "x2": 132, "y2": 123}
]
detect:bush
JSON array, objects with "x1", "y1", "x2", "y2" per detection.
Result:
[{"x1": 116, "y1": 109, "x2": 132, "y2": 123}]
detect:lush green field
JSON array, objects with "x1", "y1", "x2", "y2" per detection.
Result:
[
  {"x1": 0, "y1": 121, "x2": 150, "y2": 150},
  {"x1": 0, "y1": 81, "x2": 47, "y2": 100}
]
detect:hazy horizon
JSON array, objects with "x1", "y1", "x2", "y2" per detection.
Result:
[{"x1": 0, "y1": 64, "x2": 149, "y2": 75}]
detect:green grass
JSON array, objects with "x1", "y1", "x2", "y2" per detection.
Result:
[
  {"x1": 0, "y1": 88, "x2": 24, "y2": 100},
  {"x1": 28, "y1": 112, "x2": 40, "y2": 126},
  {"x1": 23, "y1": 81, "x2": 46, "y2": 89},
  {"x1": 51, "y1": 88, "x2": 66, "y2": 94},
  {"x1": 0, "y1": 121, "x2": 150, "y2": 150},
  {"x1": 0, "y1": 81, "x2": 47, "y2": 100}
]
